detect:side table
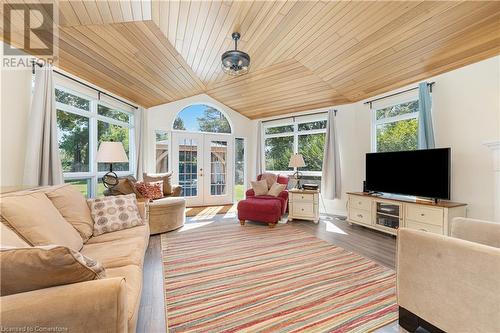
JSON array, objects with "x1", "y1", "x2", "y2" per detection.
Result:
[{"x1": 288, "y1": 188, "x2": 320, "y2": 223}]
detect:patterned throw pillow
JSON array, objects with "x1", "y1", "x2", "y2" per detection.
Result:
[
  {"x1": 0, "y1": 245, "x2": 105, "y2": 296},
  {"x1": 143, "y1": 172, "x2": 173, "y2": 195},
  {"x1": 88, "y1": 194, "x2": 144, "y2": 236},
  {"x1": 135, "y1": 181, "x2": 164, "y2": 200}
]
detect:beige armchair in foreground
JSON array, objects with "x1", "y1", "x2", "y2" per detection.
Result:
[{"x1": 397, "y1": 218, "x2": 500, "y2": 333}]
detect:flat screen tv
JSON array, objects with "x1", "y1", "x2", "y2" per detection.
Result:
[{"x1": 365, "y1": 148, "x2": 451, "y2": 200}]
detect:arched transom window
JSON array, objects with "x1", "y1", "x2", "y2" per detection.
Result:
[{"x1": 173, "y1": 104, "x2": 231, "y2": 134}]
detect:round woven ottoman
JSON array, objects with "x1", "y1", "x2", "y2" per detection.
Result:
[{"x1": 147, "y1": 197, "x2": 186, "y2": 234}]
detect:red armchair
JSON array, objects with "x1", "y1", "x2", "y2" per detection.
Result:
[{"x1": 237, "y1": 174, "x2": 290, "y2": 228}]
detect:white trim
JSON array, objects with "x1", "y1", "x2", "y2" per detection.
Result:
[
  {"x1": 234, "y1": 137, "x2": 247, "y2": 200},
  {"x1": 483, "y1": 140, "x2": 500, "y2": 150},
  {"x1": 264, "y1": 132, "x2": 294, "y2": 139}
]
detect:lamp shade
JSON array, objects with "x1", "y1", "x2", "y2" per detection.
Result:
[
  {"x1": 289, "y1": 153, "x2": 306, "y2": 168},
  {"x1": 96, "y1": 142, "x2": 128, "y2": 163}
]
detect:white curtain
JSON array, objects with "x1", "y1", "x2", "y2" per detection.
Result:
[
  {"x1": 134, "y1": 106, "x2": 147, "y2": 181},
  {"x1": 255, "y1": 121, "x2": 263, "y2": 176},
  {"x1": 417, "y1": 82, "x2": 435, "y2": 149},
  {"x1": 321, "y1": 110, "x2": 341, "y2": 199},
  {"x1": 23, "y1": 64, "x2": 63, "y2": 186}
]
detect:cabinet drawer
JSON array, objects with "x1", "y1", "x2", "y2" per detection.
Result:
[
  {"x1": 291, "y1": 193, "x2": 315, "y2": 202},
  {"x1": 406, "y1": 220, "x2": 442, "y2": 235},
  {"x1": 293, "y1": 202, "x2": 314, "y2": 216},
  {"x1": 406, "y1": 204, "x2": 443, "y2": 226},
  {"x1": 349, "y1": 196, "x2": 372, "y2": 211},
  {"x1": 349, "y1": 208, "x2": 371, "y2": 225}
]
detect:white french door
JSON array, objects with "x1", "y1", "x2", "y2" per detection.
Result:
[{"x1": 172, "y1": 132, "x2": 233, "y2": 206}]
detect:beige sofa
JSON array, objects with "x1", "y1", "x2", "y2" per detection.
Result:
[
  {"x1": 0, "y1": 184, "x2": 150, "y2": 333},
  {"x1": 397, "y1": 217, "x2": 500, "y2": 332}
]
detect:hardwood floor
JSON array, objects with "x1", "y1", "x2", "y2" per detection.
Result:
[{"x1": 137, "y1": 214, "x2": 398, "y2": 333}]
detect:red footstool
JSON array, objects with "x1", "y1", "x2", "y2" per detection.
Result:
[{"x1": 237, "y1": 197, "x2": 283, "y2": 228}]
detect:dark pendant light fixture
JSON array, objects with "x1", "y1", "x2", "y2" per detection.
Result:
[{"x1": 221, "y1": 32, "x2": 250, "y2": 76}]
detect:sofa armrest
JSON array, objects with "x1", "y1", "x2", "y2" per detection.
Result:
[
  {"x1": 278, "y1": 190, "x2": 289, "y2": 213},
  {"x1": 136, "y1": 200, "x2": 148, "y2": 222},
  {"x1": 278, "y1": 190, "x2": 289, "y2": 201},
  {"x1": 245, "y1": 189, "x2": 255, "y2": 197},
  {"x1": 451, "y1": 217, "x2": 500, "y2": 248},
  {"x1": 1, "y1": 278, "x2": 128, "y2": 333},
  {"x1": 397, "y1": 228, "x2": 500, "y2": 332}
]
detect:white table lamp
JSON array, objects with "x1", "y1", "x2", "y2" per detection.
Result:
[
  {"x1": 96, "y1": 141, "x2": 128, "y2": 188},
  {"x1": 289, "y1": 153, "x2": 306, "y2": 189}
]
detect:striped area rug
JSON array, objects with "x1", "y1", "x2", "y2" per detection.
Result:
[{"x1": 161, "y1": 221, "x2": 397, "y2": 333}]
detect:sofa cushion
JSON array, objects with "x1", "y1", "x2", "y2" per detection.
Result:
[
  {"x1": 144, "y1": 172, "x2": 173, "y2": 195},
  {"x1": 105, "y1": 265, "x2": 142, "y2": 322},
  {"x1": 85, "y1": 224, "x2": 149, "y2": 245},
  {"x1": 0, "y1": 192, "x2": 83, "y2": 251},
  {"x1": 45, "y1": 184, "x2": 94, "y2": 242},
  {"x1": 267, "y1": 183, "x2": 286, "y2": 197},
  {"x1": 88, "y1": 194, "x2": 144, "y2": 236},
  {"x1": 81, "y1": 228, "x2": 148, "y2": 268},
  {"x1": 105, "y1": 176, "x2": 144, "y2": 199},
  {"x1": 260, "y1": 172, "x2": 278, "y2": 189},
  {"x1": 251, "y1": 179, "x2": 269, "y2": 196},
  {"x1": 0, "y1": 245, "x2": 105, "y2": 296},
  {"x1": 0, "y1": 223, "x2": 29, "y2": 247}
]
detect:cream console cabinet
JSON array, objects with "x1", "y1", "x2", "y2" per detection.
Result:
[{"x1": 347, "y1": 192, "x2": 467, "y2": 236}]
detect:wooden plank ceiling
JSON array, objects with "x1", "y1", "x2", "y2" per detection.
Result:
[{"x1": 1, "y1": 1, "x2": 499, "y2": 119}]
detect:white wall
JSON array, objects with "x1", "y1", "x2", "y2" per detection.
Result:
[
  {"x1": 146, "y1": 94, "x2": 257, "y2": 187},
  {"x1": 0, "y1": 56, "x2": 32, "y2": 187},
  {"x1": 431, "y1": 56, "x2": 499, "y2": 220},
  {"x1": 262, "y1": 56, "x2": 500, "y2": 220}
]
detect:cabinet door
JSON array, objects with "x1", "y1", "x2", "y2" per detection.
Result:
[
  {"x1": 406, "y1": 204, "x2": 443, "y2": 226},
  {"x1": 293, "y1": 202, "x2": 314, "y2": 217},
  {"x1": 349, "y1": 196, "x2": 371, "y2": 211},
  {"x1": 349, "y1": 208, "x2": 371, "y2": 225}
]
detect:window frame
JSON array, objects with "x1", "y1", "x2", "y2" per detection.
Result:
[
  {"x1": 55, "y1": 85, "x2": 135, "y2": 198},
  {"x1": 371, "y1": 96, "x2": 419, "y2": 153},
  {"x1": 234, "y1": 137, "x2": 247, "y2": 201},
  {"x1": 154, "y1": 129, "x2": 170, "y2": 173},
  {"x1": 262, "y1": 114, "x2": 327, "y2": 177}
]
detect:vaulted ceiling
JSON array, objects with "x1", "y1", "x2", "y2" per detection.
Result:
[{"x1": 2, "y1": 1, "x2": 500, "y2": 118}]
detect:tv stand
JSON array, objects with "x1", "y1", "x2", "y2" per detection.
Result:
[{"x1": 346, "y1": 192, "x2": 467, "y2": 236}]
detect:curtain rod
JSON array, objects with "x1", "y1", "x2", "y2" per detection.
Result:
[
  {"x1": 364, "y1": 82, "x2": 435, "y2": 108},
  {"x1": 32, "y1": 61, "x2": 139, "y2": 110},
  {"x1": 261, "y1": 109, "x2": 336, "y2": 124}
]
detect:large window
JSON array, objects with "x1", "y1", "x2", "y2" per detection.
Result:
[
  {"x1": 372, "y1": 100, "x2": 419, "y2": 152},
  {"x1": 263, "y1": 117, "x2": 326, "y2": 187},
  {"x1": 173, "y1": 104, "x2": 231, "y2": 133},
  {"x1": 56, "y1": 87, "x2": 135, "y2": 198}
]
